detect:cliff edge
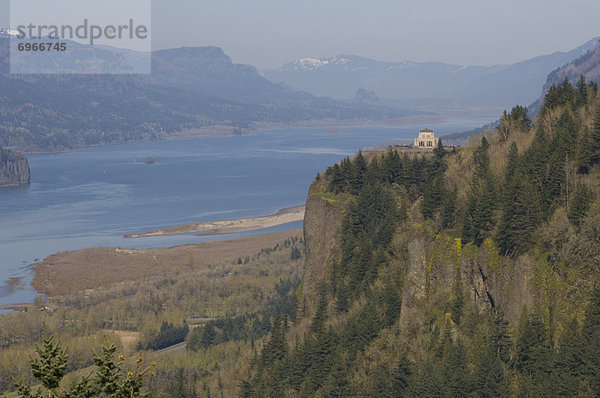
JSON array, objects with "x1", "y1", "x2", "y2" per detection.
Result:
[{"x1": 0, "y1": 146, "x2": 30, "y2": 187}]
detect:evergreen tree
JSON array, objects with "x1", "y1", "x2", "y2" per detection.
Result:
[
  {"x1": 391, "y1": 352, "x2": 414, "y2": 395},
  {"x1": 420, "y1": 174, "x2": 446, "y2": 220},
  {"x1": 471, "y1": 343, "x2": 508, "y2": 398},
  {"x1": 590, "y1": 107, "x2": 600, "y2": 165},
  {"x1": 441, "y1": 185, "x2": 457, "y2": 229},
  {"x1": 382, "y1": 149, "x2": 403, "y2": 185},
  {"x1": 310, "y1": 285, "x2": 329, "y2": 334},
  {"x1": 320, "y1": 355, "x2": 352, "y2": 397},
  {"x1": 462, "y1": 137, "x2": 497, "y2": 246},
  {"x1": 582, "y1": 284, "x2": 600, "y2": 395},
  {"x1": 328, "y1": 163, "x2": 343, "y2": 193},
  {"x1": 259, "y1": 317, "x2": 287, "y2": 370},
  {"x1": 576, "y1": 75, "x2": 588, "y2": 108},
  {"x1": 442, "y1": 338, "x2": 470, "y2": 397},
  {"x1": 569, "y1": 182, "x2": 592, "y2": 228},
  {"x1": 350, "y1": 150, "x2": 368, "y2": 194},
  {"x1": 505, "y1": 142, "x2": 519, "y2": 185},
  {"x1": 497, "y1": 106, "x2": 532, "y2": 141},
  {"x1": 367, "y1": 362, "x2": 394, "y2": 398},
  {"x1": 409, "y1": 359, "x2": 444, "y2": 397},
  {"x1": 551, "y1": 318, "x2": 585, "y2": 396},
  {"x1": 515, "y1": 314, "x2": 552, "y2": 383},
  {"x1": 16, "y1": 337, "x2": 155, "y2": 398},
  {"x1": 29, "y1": 335, "x2": 69, "y2": 391},
  {"x1": 201, "y1": 323, "x2": 216, "y2": 348},
  {"x1": 304, "y1": 328, "x2": 338, "y2": 393},
  {"x1": 379, "y1": 279, "x2": 402, "y2": 327},
  {"x1": 541, "y1": 79, "x2": 576, "y2": 116},
  {"x1": 576, "y1": 127, "x2": 592, "y2": 174}
]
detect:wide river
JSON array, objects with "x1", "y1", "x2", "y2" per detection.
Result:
[{"x1": 0, "y1": 121, "x2": 490, "y2": 305}]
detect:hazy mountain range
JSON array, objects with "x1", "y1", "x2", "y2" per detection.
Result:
[
  {"x1": 0, "y1": 36, "x2": 409, "y2": 153},
  {"x1": 264, "y1": 37, "x2": 600, "y2": 108}
]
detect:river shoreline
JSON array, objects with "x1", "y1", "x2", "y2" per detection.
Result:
[{"x1": 124, "y1": 205, "x2": 305, "y2": 238}]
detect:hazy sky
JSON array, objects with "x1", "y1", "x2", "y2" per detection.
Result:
[
  {"x1": 3, "y1": 0, "x2": 600, "y2": 69},
  {"x1": 151, "y1": 0, "x2": 600, "y2": 69}
]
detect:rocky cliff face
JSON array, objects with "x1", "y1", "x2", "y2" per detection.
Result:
[
  {"x1": 302, "y1": 181, "x2": 344, "y2": 303},
  {"x1": 302, "y1": 173, "x2": 535, "y2": 327},
  {"x1": 0, "y1": 146, "x2": 30, "y2": 187}
]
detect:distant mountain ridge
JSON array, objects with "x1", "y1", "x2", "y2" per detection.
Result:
[
  {"x1": 542, "y1": 39, "x2": 600, "y2": 94},
  {"x1": 0, "y1": 39, "x2": 411, "y2": 153},
  {"x1": 526, "y1": 39, "x2": 600, "y2": 117},
  {"x1": 148, "y1": 47, "x2": 314, "y2": 105},
  {"x1": 264, "y1": 37, "x2": 600, "y2": 108}
]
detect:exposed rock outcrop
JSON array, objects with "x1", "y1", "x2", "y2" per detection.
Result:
[
  {"x1": 302, "y1": 182, "x2": 344, "y2": 303},
  {"x1": 0, "y1": 146, "x2": 30, "y2": 187}
]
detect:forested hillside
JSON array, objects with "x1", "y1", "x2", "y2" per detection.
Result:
[{"x1": 237, "y1": 77, "x2": 600, "y2": 397}]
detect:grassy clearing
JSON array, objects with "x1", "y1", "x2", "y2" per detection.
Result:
[{"x1": 314, "y1": 192, "x2": 340, "y2": 202}]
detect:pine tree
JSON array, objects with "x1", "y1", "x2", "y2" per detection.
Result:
[
  {"x1": 382, "y1": 149, "x2": 403, "y2": 184},
  {"x1": 321, "y1": 355, "x2": 352, "y2": 397},
  {"x1": 391, "y1": 352, "x2": 414, "y2": 394},
  {"x1": 471, "y1": 342, "x2": 508, "y2": 397},
  {"x1": 365, "y1": 362, "x2": 393, "y2": 398},
  {"x1": 328, "y1": 163, "x2": 343, "y2": 193},
  {"x1": 515, "y1": 314, "x2": 552, "y2": 383},
  {"x1": 590, "y1": 107, "x2": 600, "y2": 165},
  {"x1": 552, "y1": 318, "x2": 585, "y2": 396},
  {"x1": 379, "y1": 279, "x2": 402, "y2": 327},
  {"x1": 201, "y1": 323, "x2": 216, "y2": 348},
  {"x1": 442, "y1": 338, "x2": 470, "y2": 397},
  {"x1": 462, "y1": 137, "x2": 497, "y2": 246},
  {"x1": 569, "y1": 182, "x2": 592, "y2": 228},
  {"x1": 310, "y1": 285, "x2": 329, "y2": 334},
  {"x1": 29, "y1": 335, "x2": 69, "y2": 391},
  {"x1": 582, "y1": 284, "x2": 600, "y2": 395},
  {"x1": 304, "y1": 328, "x2": 338, "y2": 393},
  {"x1": 259, "y1": 317, "x2": 287, "y2": 369},
  {"x1": 350, "y1": 150, "x2": 368, "y2": 194},
  {"x1": 409, "y1": 359, "x2": 444, "y2": 397},
  {"x1": 505, "y1": 142, "x2": 519, "y2": 180},
  {"x1": 576, "y1": 75, "x2": 588, "y2": 108},
  {"x1": 16, "y1": 337, "x2": 155, "y2": 398},
  {"x1": 420, "y1": 174, "x2": 445, "y2": 220},
  {"x1": 441, "y1": 185, "x2": 457, "y2": 229},
  {"x1": 576, "y1": 127, "x2": 592, "y2": 174}
]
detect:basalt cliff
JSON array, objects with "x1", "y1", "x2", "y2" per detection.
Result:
[{"x1": 0, "y1": 146, "x2": 30, "y2": 187}]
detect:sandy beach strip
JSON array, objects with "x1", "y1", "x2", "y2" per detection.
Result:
[{"x1": 124, "y1": 205, "x2": 305, "y2": 238}]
